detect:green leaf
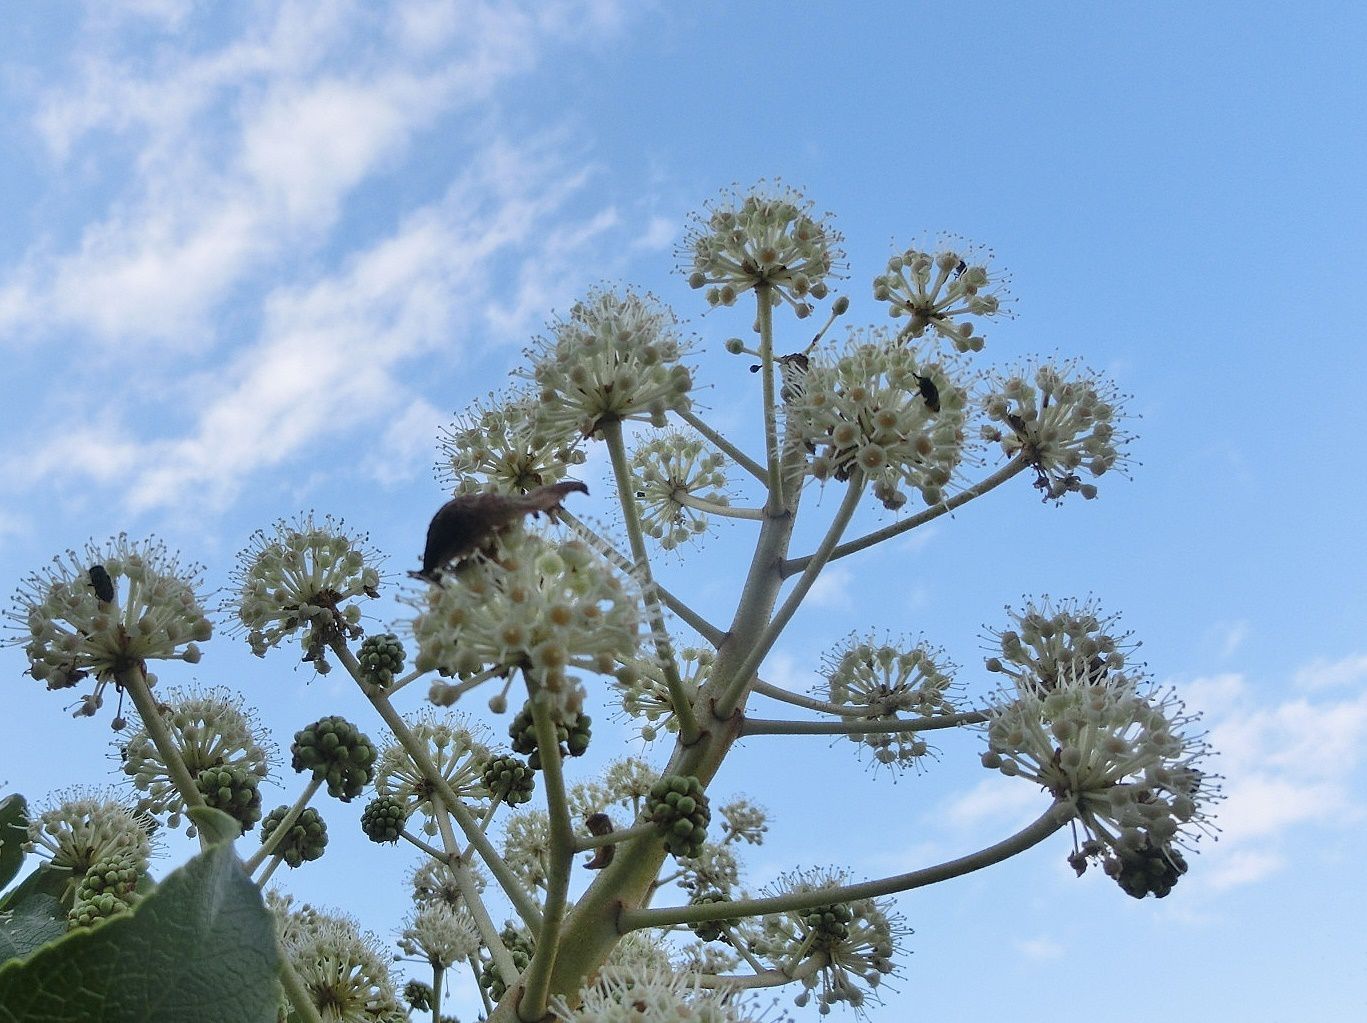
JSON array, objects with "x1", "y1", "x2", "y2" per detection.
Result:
[
  {"x1": 0, "y1": 893, "x2": 65, "y2": 964},
  {"x1": 0, "y1": 842, "x2": 281, "y2": 1023},
  {"x1": 0, "y1": 795, "x2": 28, "y2": 891},
  {"x1": 0, "y1": 863, "x2": 71, "y2": 915},
  {"x1": 188, "y1": 805, "x2": 244, "y2": 845}
]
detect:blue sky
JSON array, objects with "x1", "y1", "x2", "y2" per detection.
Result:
[{"x1": 2, "y1": 2, "x2": 1365, "y2": 1020}]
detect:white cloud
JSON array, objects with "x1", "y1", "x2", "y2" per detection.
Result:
[
  {"x1": 941, "y1": 777, "x2": 1041, "y2": 831},
  {"x1": 1293, "y1": 653, "x2": 1367, "y2": 691},
  {"x1": 1014, "y1": 936, "x2": 1065, "y2": 961},
  {"x1": 806, "y1": 564, "x2": 853, "y2": 610}
]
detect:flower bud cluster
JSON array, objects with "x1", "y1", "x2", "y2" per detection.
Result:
[
  {"x1": 195, "y1": 765, "x2": 263, "y2": 832},
  {"x1": 25, "y1": 788, "x2": 154, "y2": 877},
  {"x1": 792, "y1": 332, "x2": 969, "y2": 509},
  {"x1": 981, "y1": 660, "x2": 1214, "y2": 899},
  {"x1": 688, "y1": 891, "x2": 738, "y2": 943},
  {"x1": 260, "y1": 806, "x2": 328, "y2": 868},
  {"x1": 291, "y1": 715, "x2": 376, "y2": 802},
  {"x1": 822, "y1": 634, "x2": 958, "y2": 771},
  {"x1": 357, "y1": 633, "x2": 405, "y2": 690},
  {"x1": 374, "y1": 712, "x2": 492, "y2": 835},
  {"x1": 981, "y1": 360, "x2": 1132, "y2": 502},
  {"x1": 7, "y1": 535, "x2": 210, "y2": 712},
  {"x1": 437, "y1": 390, "x2": 585, "y2": 494},
  {"x1": 613, "y1": 646, "x2": 711, "y2": 741},
  {"x1": 872, "y1": 239, "x2": 1009, "y2": 352},
  {"x1": 479, "y1": 924, "x2": 535, "y2": 1000},
  {"x1": 984, "y1": 597, "x2": 1137, "y2": 693},
  {"x1": 682, "y1": 182, "x2": 845, "y2": 319},
  {"x1": 520, "y1": 288, "x2": 694, "y2": 437},
  {"x1": 121, "y1": 687, "x2": 273, "y2": 834},
  {"x1": 630, "y1": 432, "x2": 731, "y2": 550},
  {"x1": 67, "y1": 850, "x2": 143, "y2": 930},
  {"x1": 510, "y1": 701, "x2": 592, "y2": 770},
  {"x1": 648, "y1": 774, "x2": 710, "y2": 859},
  {"x1": 754, "y1": 867, "x2": 904, "y2": 1016},
  {"x1": 411, "y1": 530, "x2": 640, "y2": 717},
  {"x1": 482, "y1": 751, "x2": 537, "y2": 805},
  {"x1": 360, "y1": 795, "x2": 407, "y2": 844},
  {"x1": 232, "y1": 514, "x2": 382, "y2": 671}
]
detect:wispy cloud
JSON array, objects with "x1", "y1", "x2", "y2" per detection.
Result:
[{"x1": 1293, "y1": 652, "x2": 1367, "y2": 691}]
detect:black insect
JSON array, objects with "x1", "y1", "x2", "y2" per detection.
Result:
[
  {"x1": 88, "y1": 565, "x2": 115, "y2": 603},
  {"x1": 953, "y1": 258, "x2": 967, "y2": 278},
  {"x1": 750, "y1": 351, "x2": 812, "y2": 403},
  {"x1": 912, "y1": 372, "x2": 941, "y2": 413},
  {"x1": 414, "y1": 481, "x2": 589, "y2": 583}
]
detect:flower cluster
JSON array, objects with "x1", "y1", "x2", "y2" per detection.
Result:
[
  {"x1": 631, "y1": 431, "x2": 732, "y2": 550},
  {"x1": 682, "y1": 182, "x2": 845, "y2": 318},
  {"x1": 260, "y1": 806, "x2": 329, "y2": 868},
  {"x1": 752, "y1": 868, "x2": 905, "y2": 1015},
  {"x1": 613, "y1": 646, "x2": 711, "y2": 741},
  {"x1": 793, "y1": 332, "x2": 969, "y2": 509},
  {"x1": 373, "y1": 712, "x2": 492, "y2": 835},
  {"x1": 437, "y1": 390, "x2": 586, "y2": 495},
  {"x1": 397, "y1": 904, "x2": 482, "y2": 969},
  {"x1": 120, "y1": 687, "x2": 274, "y2": 834},
  {"x1": 410, "y1": 530, "x2": 641, "y2": 717},
  {"x1": 232, "y1": 514, "x2": 382, "y2": 672},
  {"x1": 7, "y1": 535, "x2": 210, "y2": 714},
  {"x1": 983, "y1": 597, "x2": 1137, "y2": 692},
  {"x1": 981, "y1": 360, "x2": 1132, "y2": 502},
  {"x1": 822, "y1": 634, "x2": 958, "y2": 771},
  {"x1": 271, "y1": 898, "x2": 399, "y2": 1023},
  {"x1": 410, "y1": 857, "x2": 487, "y2": 911},
  {"x1": 872, "y1": 238, "x2": 1009, "y2": 352},
  {"x1": 25, "y1": 787, "x2": 154, "y2": 878},
  {"x1": 981, "y1": 661, "x2": 1214, "y2": 898},
  {"x1": 520, "y1": 288, "x2": 694, "y2": 437},
  {"x1": 556, "y1": 965, "x2": 770, "y2": 1023}
]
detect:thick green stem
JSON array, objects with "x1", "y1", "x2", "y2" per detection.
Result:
[
  {"x1": 742, "y1": 709, "x2": 989, "y2": 736},
  {"x1": 620, "y1": 804, "x2": 1069, "y2": 930},
  {"x1": 601, "y1": 418, "x2": 702, "y2": 745},
  {"x1": 432, "y1": 964, "x2": 443, "y2": 1023},
  {"x1": 517, "y1": 694, "x2": 575, "y2": 1020},
  {"x1": 573, "y1": 820, "x2": 654, "y2": 852},
  {"x1": 715, "y1": 474, "x2": 865, "y2": 716},
  {"x1": 123, "y1": 664, "x2": 209, "y2": 849},
  {"x1": 781, "y1": 456, "x2": 1029, "y2": 577}
]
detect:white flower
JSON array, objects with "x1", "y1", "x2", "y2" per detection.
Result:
[
  {"x1": 231, "y1": 514, "x2": 383, "y2": 671},
  {"x1": 438, "y1": 389, "x2": 585, "y2": 495},
  {"x1": 398, "y1": 904, "x2": 482, "y2": 968},
  {"x1": 409, "y1": 857, "x2": 487, "y2": 910},
  {"x1": 120, "y1": 686, "x2": 274, "y2": 834},
  {"x1": 718, "y1": 798, "x2": 769, "y2": 846},
  {"x1": 409, "y1": 529, "x2": 641, "y2": 716},
  {"x1": 373, "y1": 711, "x2": 492, "y2": 833},
  {"x1": 981, "y1": 360, "x2": 1133, "y2": 502},
  {"x1": 873, "y1": 237, "x2": 1010, "y2": 352},
  {"x1": 613, "y1": 647, "x2": 711, "y2": 741},
  {"x1": 26, "y1": 787, "x2": 155, "y2": 878},
  {"x1": 631, "y1": 431, "x2": 732, "y2": 550},
  {"x1": 792, "y1": 331, "x2": 969, "y2": 509},
  {"x1": 7, "y1": 535, "x2": 211, "y2": 714},
  {"x1": 502, "y1": 808, "x2": 552, "y2": 891},
  {"x1": 520, "y1": 288, "x2": 694, "y2": 437},
  {"x1": 682, "y1": 181, "x2": 845, "y2": 318},
  {"x1": 981, "y1": 662, "x2": 1216, "y2": 898},
  {"x1": 555, "y1": 964, "x2": 769, "y2": 1023},
  {"x1": 275, "y1": 903, "x2": 399, "y2": 1023},
  {"x1": 983, "y1": 597, "x2": 1137, "y2": 691}
]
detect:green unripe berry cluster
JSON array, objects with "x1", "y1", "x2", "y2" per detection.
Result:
[
  {"x1": 1110, "y1": 841, "x2": 1187, "y2": 899},
  {"x1": 78, "y1": 853, "x2": 141, "y2": 900},
  {"x1": 688, "y1": 891, "x2": 736, "y2": 943},
  {"x1": 404, "y1": 979, "x2": 433, "y2": 1012},
  {"x1": 68, "y1": 888, "x2": 136, "y2": 930},
  {"x1": 196, "y1": 765, "x2": 263, "y2": 832},
  {"x1": 509, "y1": 704, "x2": 591, "y2": 770},
  {"x1": 291, "y1": 715, "x2": 377, "y2": 801},
  {"x1": 359, "y1": 633, "x2": 405, "y2": 689},
  {"x1": 261, "y1": 805, "x2": 328, "y2": 867},
  {"x1": 360, "y1": 795, "x2": 408, "y2": 844},
  {"x1": 802, "y1": 903, "x2": 854, "y2": 946},
  {"x1": 479, "y1": 925, "x2": 534, "y2": 1000},
  {"x1": 647, "y1": 774, "x2": 710, "y2": 858},
  {"x1": 482, "y1": 753, "x2": 536, "y2": 805}
]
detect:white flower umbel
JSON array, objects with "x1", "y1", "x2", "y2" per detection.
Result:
[
  {"x1": 373, "y1": 711, "x2": 492, "y2": 835},
  {"x1": 821, "y1": 634, "x2": 959, "y2": 773},
  {"x1": 120, "y1": 687, "x2": 274, "y2": 834},
  {"x1": 232, "y1": 514, "x2": 383, "y2": 672},
  {"x1": 872, "y1": 237, "x2": 1010, "y2": 352},
  {"x1": 682, "y1": 181, "x2": 846, "y2": 319},
  {"x1": 981, "y1": 360, "x2": 1133, "y2": 502},
  {"x1": 631, "y1": 432, "x2": 732, "y2": 550},
  {"x1": 437, "y1": 390, "x2": 586, "y2": 495},
  {"x1": 555, "y1": 964, "x2": 769, "y2": 1023},
  {"x1": 792, "y1": 331, "x2": 969, "y2": 509},
  {"x1": 409, "y1": 528, "x2": 641, "y2": 717},
  {"x1": 981, "y1": 662, "x2": 1215, "y2": 898},
  {"x1": 614, "y1": 646, "x2": 712, "y2": 741},
  {"x1": 26, "y1": 787, "x2": 155, "y2": 878},
  {"x1": 983, "y1": 597, "x2": 1138, "y2": 692},
  {"x1": 410, "y1": 857, "x2": 488, "y2": 910},
  {"x1": 503, "y1": 808, "x2": 553, "y2": 892},
  {"x1": 520, "y1": 288, "x2": 694, "y2": 438},
  {"x1": 8, "y1": 535, "x2": 211, "y2": 714},
  {"x1": 752, "y1": 867, "x2": 905, "y2": 1016},
  {"x1": 398, "y1": 904, "x2": 483, "y2": 969},
  {"x1": 276, "y1": 903, "x2": 399, "y2": 1023}
]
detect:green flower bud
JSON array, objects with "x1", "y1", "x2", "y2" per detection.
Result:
[{"x1": 290, "y1": 715, "x2": 377, "y2": 801}]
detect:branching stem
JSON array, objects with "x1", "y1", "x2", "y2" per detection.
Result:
[{"x1": 741, "y1": 709, "x2": 990, "y2": 736}]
